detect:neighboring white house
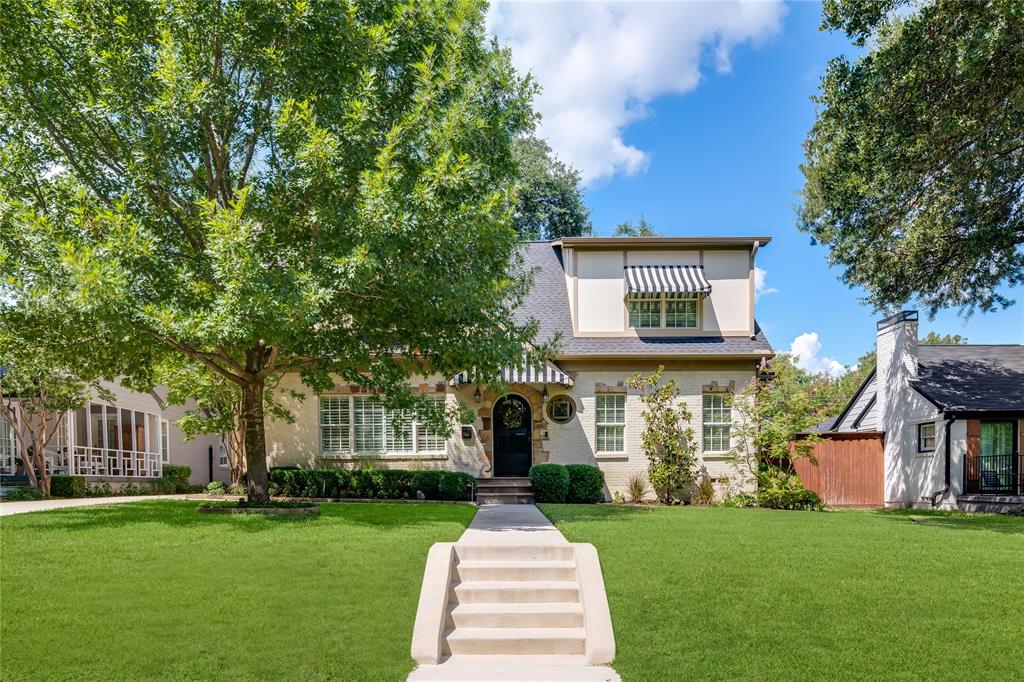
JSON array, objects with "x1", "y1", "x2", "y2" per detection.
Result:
[
  {"x1": 820, "y1": 311, "x2": 1023, "y2": 511},
  {"x1": 0, "y1": 380, "x2": 230, "y2": 487},
  {"x1": 264, "y1": 236, "x2": 775, "y2": 499}
]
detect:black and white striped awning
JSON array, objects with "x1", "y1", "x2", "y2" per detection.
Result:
[
  {"x1": 625, "y1": 265, "x2": 711, "y2": 299},
  {"x1": 453, "y1": 359, "x2": 573, "y2": 386}
]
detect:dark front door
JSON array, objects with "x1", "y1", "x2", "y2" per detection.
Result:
[{"x1": 493, "y1": 395, "x2": 532, "y2": 477}]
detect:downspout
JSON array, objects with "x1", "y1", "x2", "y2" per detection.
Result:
[{"x1": 928, "y1": 415, "x2": 956, "y2": 507}]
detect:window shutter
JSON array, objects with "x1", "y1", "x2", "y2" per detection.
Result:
[{"x1": 966, "y1": 419, "x2": 980, "y2": 458}]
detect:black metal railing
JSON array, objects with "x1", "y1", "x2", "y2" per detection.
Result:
[{"x1": 964, "y1": 454, "x2": 1023, "y2": 495}]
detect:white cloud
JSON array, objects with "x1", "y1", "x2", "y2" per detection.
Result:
[
  {"x1": 789, "y1": 332, "x2": 848, "y2": 379},
  {"x1": 754, "y1": 266, "x2": 777, "y2": 299},
  {"x1": 488, "y1": 0, "x2": 787, "y2": 184}
]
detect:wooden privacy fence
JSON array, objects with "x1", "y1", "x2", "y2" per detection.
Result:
[{"x1": 791, "y1": 433, "x2": 884, "y2": 507}]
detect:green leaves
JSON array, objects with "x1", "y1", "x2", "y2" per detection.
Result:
[{"x1": 801, "y1": 0, "x2": 1024, "y2": 316}]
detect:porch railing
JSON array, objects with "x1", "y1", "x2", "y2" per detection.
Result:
[
  {"x1": 65, "y1": 446, "x2": 163, "y2": 479},
  {"x1": 964, "y1": 454, "x2": 1023, "y2": 496}
]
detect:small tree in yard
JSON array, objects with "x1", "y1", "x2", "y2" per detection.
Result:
[
  {"x1": 0, "y1": 0, "x2": 542, "y2": 501},
  {"x1": 729, "y1": 356, "x2": 824, "y2": 479},
  {"x1": 0, "y1": 329, "x2": 107, "y2": 496},
  {"x1": 627, "y1": 368, "x2": 699, "y2": 504}
]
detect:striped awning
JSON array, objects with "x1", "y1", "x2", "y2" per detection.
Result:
[
  {"x1": 625, "y1": 265, "x2": 711, "y2": 298},
  {"x1": 454, "y1": 359, "x2": 573, "y2": 386}
]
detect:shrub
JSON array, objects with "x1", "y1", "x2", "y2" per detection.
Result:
[
  {"x1": 227, "y1": 483, "x2": 245, "y2": 496},
  {"x1": 269, "y1": 469, "x2": 353, "y2": 498},
  {"x1": 411, "y1": 471, "x2": 442, "y2": 500},
  {"x1": 377, "y1": 470, "x2": 414, "y2": 499},
  {"x1": 725, "y1": 469, "x2": 824, "y2": 511},
  {"x1": 4, "y1": 487, "x2": 45, "y2": 501},
  {"x1": 439, "y1": 471, "x2": 474, "y2": 501},
  {"x1": 207, "y1": 481, "x2": 226, "y2": 495},
  {"x1": 694, "y1": 474, "x2": 716, "y2": 506},
  {"x1": 86, "y1": 481, "x2": 115, "y2": 497},
  {"x1": 119, "y1": 482, "x2": 151, "y2": 496},
  {"x1": 626, "y1": 473, "x2": 648, "y2": 503},
  {"x1": 161, "y1": 465, "x2": 192, "y2": 493},
  {"x1": 529, "y1": 463, "x2": 569, "y2": 503},
  {"x1": 612, "y1": 490, "x2": 625, "y2": 504},
  {"x1": 50, "y1": 475, "x2": 87, "y2": 498},
  {"x1": 565, "y1": 464, "x2": 605, "y2": 503},
  {"x1": 153, "y1": 478, "x2": 177, "y2": 495}
]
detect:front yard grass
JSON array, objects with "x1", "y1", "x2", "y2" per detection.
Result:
[
  {"x1": 541, "y1": 504, "x2": 1024, "y2": 681},
  {"x1": 0, "y1": 500, "x2": 476, "y2": 681}
]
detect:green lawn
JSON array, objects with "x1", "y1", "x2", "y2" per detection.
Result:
[
  {"x1": 540, "y1": 505, "x2": 1024, "y2": 682},
  {"x1": 0, "y1": 501, "x2": 475, "y2": 681}
]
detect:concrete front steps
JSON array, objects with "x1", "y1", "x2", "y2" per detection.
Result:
[
  {"x1": 476, "y1": 477, "x2": 534, "y2": 505},
  {"x1": 410, "y1": 505, "x2": 617, "y2": 681},
  {"x1": 444, "y1": 545, "x2": 582, "y2": 657}
]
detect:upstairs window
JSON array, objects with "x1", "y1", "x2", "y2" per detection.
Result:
[
  {"x1": 627, "y1": 295, "x2": 699, "y2": 329},
  {"x1": 665, "y1": 298, "x2": 698, "y2": 328},
  {"x1": 628, "y1": 298, "x2": 660, "y2": 328}
]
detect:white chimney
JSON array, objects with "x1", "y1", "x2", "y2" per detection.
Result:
[
  {"x1": 876, "y1": 310, "x2": 918, "y2": 503},
  {"x1": 876, "y1": 310, "x2": 919, "y2": 424}
]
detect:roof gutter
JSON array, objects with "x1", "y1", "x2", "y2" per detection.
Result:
[{"x1": 926, "y1": 415, "x2": 956, "y2": 508}]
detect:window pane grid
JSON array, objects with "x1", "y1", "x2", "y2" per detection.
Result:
[
  {"x1": 628, "y1": 299, "x2": 660, "y2": 328},
  {"x1": 596, "y1": 395, "x2": 626, "y2": 453},
  {"x1": 702, "y1": 393, "x2": 731, "y2": 452},
  {"x1": 354, "y1": 397, "x2": 385, "y2": 454},
  {"x1": 665, "y1": 299, "x2": 697, "y2": 328},
  {"x1": 386, "y1": 410, "x2": 414, "y2": 452}
]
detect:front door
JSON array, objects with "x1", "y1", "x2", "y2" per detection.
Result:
[
  {"x1": 979, "y1": 421, "x2": 1019, "y2": 494},
  {"x1": 493, "y1": 395, "x2": 532, "y2": 477}
]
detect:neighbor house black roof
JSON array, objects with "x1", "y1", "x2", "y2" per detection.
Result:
[
  {"x1": 912, "y1": 344, "x2": 1024, "y2": 413},
  {"x1": 515, "y1": 241, "x2": 773, "y2": 358}
]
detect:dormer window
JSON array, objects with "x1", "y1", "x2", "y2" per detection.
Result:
[
  {"x1": 625, "y1": 265, "x2": 709, "y2": 330},
  {"x1": 628, "y1": 295, "x2": 698, "y2": 328}
]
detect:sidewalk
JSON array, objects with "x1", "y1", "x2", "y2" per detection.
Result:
[{"x1": 0, "y1": 494, "x2": 197, "y2": 517}]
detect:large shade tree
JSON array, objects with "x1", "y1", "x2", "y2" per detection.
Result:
[
  {"x1": 0, "y1": 0, "x2": 543, "y2": 500},
  {"x1": 511, "y1": 136, "x2": 591, "y2": 240},
  {"x1": 800, "y1": 0, "x2": 1024, "y2": 315}
]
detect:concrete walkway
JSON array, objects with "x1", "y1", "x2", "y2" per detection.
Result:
[
  {"x1": 457, "y1": 503, "x2": 571, "y2": 546},
  {"x1": 408, "y1": 504, "x2": 619, "y2": 682},
  {"x1": 0, "y1": 494, "x2": 197, "y2": 517}
]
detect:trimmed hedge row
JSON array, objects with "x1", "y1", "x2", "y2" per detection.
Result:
[
  {"x1": 267, "y1": 467, "x2": 474, "y2": 501},
  {"x1": 161, "y1": 465, "x2": 192, "y2": 493},
  {"x1": 529, "y1": 463, "x2": 605, "y2": 503}
]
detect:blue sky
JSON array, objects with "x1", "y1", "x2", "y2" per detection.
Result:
[{"x1": 491, "y1": 1, "x2": 1024, "y2": 371}]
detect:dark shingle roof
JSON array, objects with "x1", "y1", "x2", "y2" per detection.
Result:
[
  {"x1": 913, "y1": 345, "x2": 1024, "y2": 412},
  {"x1": 515, "y1": 241, "x2": 773, "y2": 358}
]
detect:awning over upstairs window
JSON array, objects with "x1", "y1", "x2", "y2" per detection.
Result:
[
  {"x1": 453, "y1": 358, "x2": 573, "y2": 386},
  {"x1": 625, "y1": 265, "x2": 711, "y2": 299}
]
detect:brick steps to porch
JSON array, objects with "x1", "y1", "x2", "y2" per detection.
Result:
[{"x1": 475, "y1": 477, "x2": 534, "y2": 505}]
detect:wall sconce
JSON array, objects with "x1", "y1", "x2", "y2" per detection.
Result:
[
  {"x1": 461, "y1": 426, "x2": 473, "y2": 440},
  {"x1": 473, "y1": 386, "x2": 482, "y2": 404},
  {"x1": 541, "y1": 386, "x2": 549, "y2": 403}
]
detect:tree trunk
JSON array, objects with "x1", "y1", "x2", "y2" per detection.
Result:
[
  {"x1": 241, "y1": 380, "x2": 268, "y2": 501},
  {"x1": 32, "y1": 431, "x2": 50, "y2": 497}
]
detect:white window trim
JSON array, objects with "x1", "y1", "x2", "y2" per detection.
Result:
[
  {"x1": 595, "y1": 394, "x2": 626, "y2": 454},
  {"x1": 318, "y1": 394, "x2": 449, "y2": 458},
  {"x1": 702, "y1": 393, "x2": 732, "y2": 453},
  {"x1": 917, "y1": 422, "x2": 936, "y2": 453}
]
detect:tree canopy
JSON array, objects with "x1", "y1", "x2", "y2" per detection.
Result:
[
  {"x1": 800, "y1": 0, "x2": 1024, "y2": 316},
  {"x1": 612, "y1": 216, "x2": 659, "y2": 237},
  {"x1": 0, "y1": 0, "x2": 544, "y2": 499},
  {"x1": 511, "y1": 136, "x2": 591, "y2": 240}
]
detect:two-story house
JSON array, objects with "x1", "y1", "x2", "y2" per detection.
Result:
[{"x1": 265, "y1": 236, "x2": 774, "y2": 500}]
